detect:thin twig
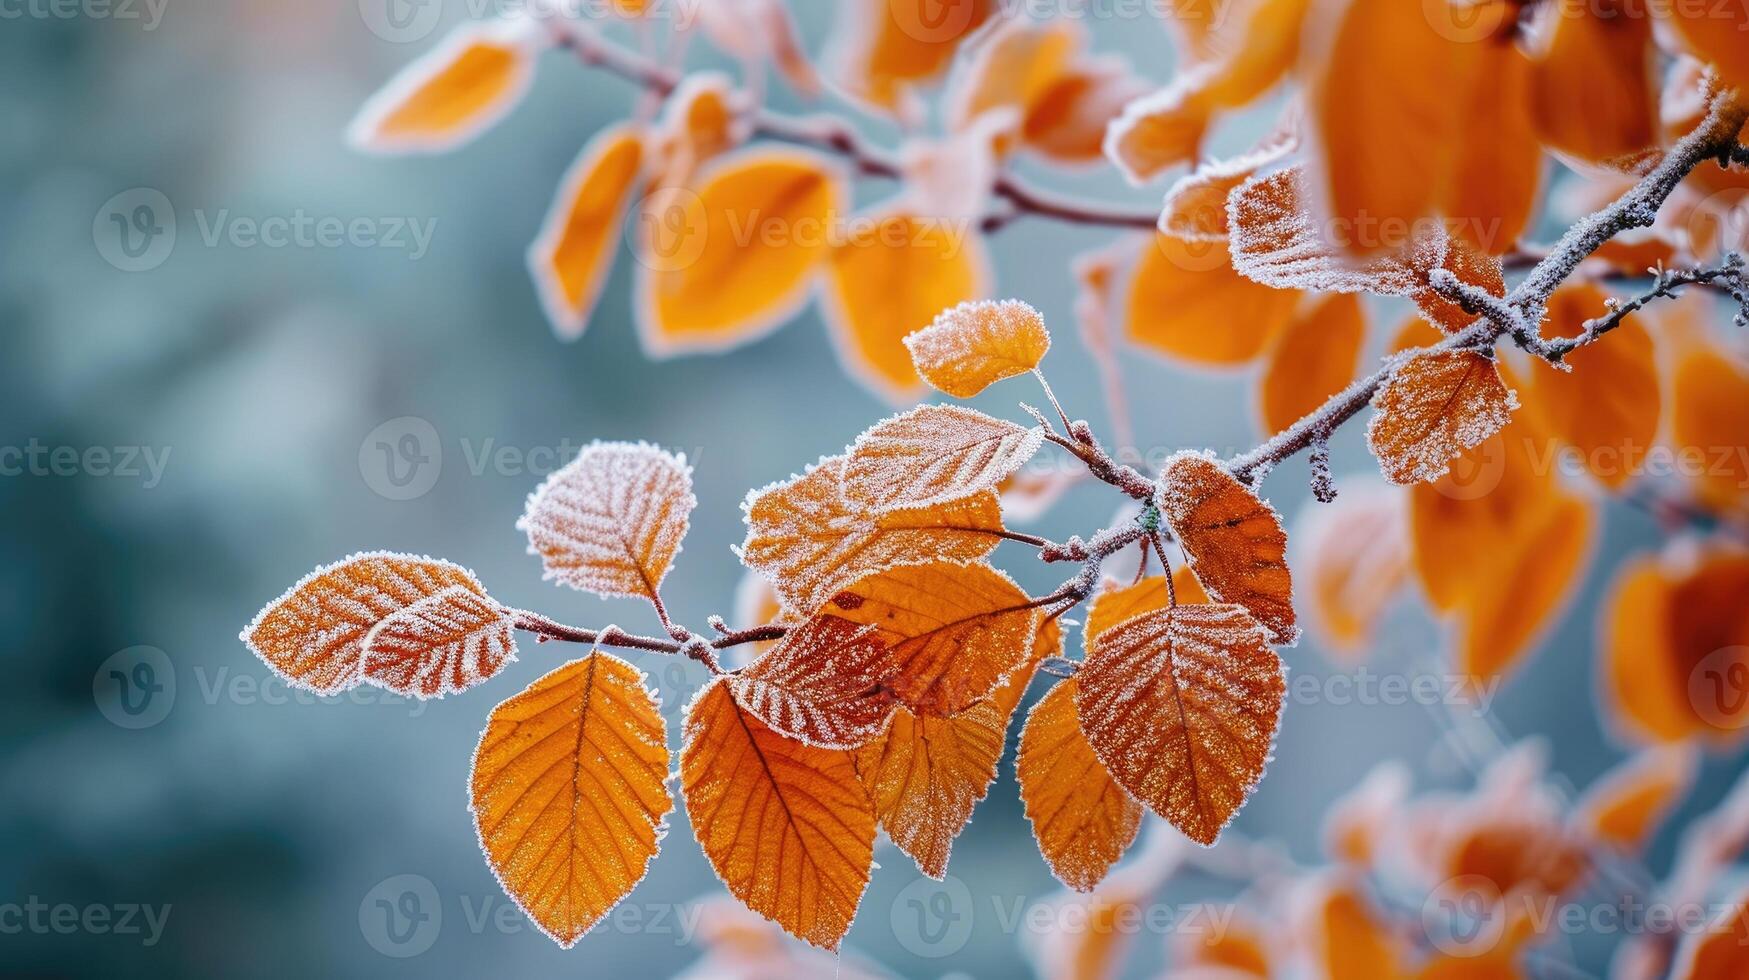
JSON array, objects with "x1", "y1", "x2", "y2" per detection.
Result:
[{"x1": 1546, "y1": 253, "x2": 1748, "y2": 360}]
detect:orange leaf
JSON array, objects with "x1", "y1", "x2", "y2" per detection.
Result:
[
  {"x1": 1103, "y1": 74, "x2": 1216, "y2": 184},
  {"x1": 1576, "y1": 744, "x2": 1698, "y2": 853},
  {"x1": 1290, "y1": 480, "x2": 1412, "y2": 660},
  {"x1": 843, "y1": 404, "x2": 1044, "y2": 510},
  {"x1": 470, "y1": 653, "x2": 671, "y2": 947},
  {"x1": 825, "y1": 561, "x2": 1038, "y2": 716},
  {"x1": 361, "y1": 585, "x2": 516, "y2": 699},
  {"x1": 1455, "y1": 492, "x2": 1594, "y2": 680},
  {"x1": 647, "y1": 72, "x2": 747, "y2": 189},
  {"x1": 1666, "y1": 1, "x2": 1749, "y2": 91},
  {"x1": 1298, "y1": 875, "x2": 1408, "y2": 979},
  {"x1": 1529, "y1": 2, "x2": 1658, "y2": 167},
  {"x1": 681, "y1": 678, "x2": 875, "y2": 950},
  {"x1": 1443, "y1": 37, "x2": 1541, "y2": 254},
  {"x1": 739, "y1": 454, "x2": 1007, "y2": 618},
  {"x1": 904, "y1": 299, "x2": 1052, "y2": 398},
  {"x1": 1516, "y1": 284, "x2": 1661, "y2": 489},
  {"x1": 517, "y1": 441, "x2": 695, "y2": 602},
  {"x1": 1081, "y1": 570, "x2": 1213, "y2": 651},
  {"x1": 1017, "y1": 679, "x2": 1143, "y2": 891},
  {"x1": 730, "y1": 613, "x2": 896, "y2": 748},
  {"x1": 1125, "y1": 235, "x2": 1301, "y2": 366},
  {"x1": 1672, "y1": 346, "x2": 1749, "y2": 514},
  {"x1": 944, "y1": 18, "x2": 1083, "y2": 137},
  {"x1": 241, "y1": 552, "x2": 494, "y2": 694},
  {"x1": 1321, "y1": 761, "x2": 1409, "y2": 867},
  {"x1": 528, "y1": 125, "x2": 646, "y2": 340},
  {"x1": 348, "y1": 23, "x2": 535, "y2": 154},
  {"x1": 1158, "y1": 131, "x2": 1297, "y2": 241},
  {"x1": 828, "y1": 0, "x2": 997, "y2": 115},
  {"x1": 1258, "y1": 293, "x2": 1367, "y2": 435},
  {"x1": 1022, "y1": 60, "x2": 1149, "y2": 165},
  {"x1": 821, "y1": 209, "x2": 991, "y2": 402},
  {"x1": 635, "y1": 148, "x2": 845, "y2": 356},
  {"x1": 1368, "y1": 351, "x2": 1518, "y2": 486},
  {"x1": 1157, "y1": 452, "x2": 1298, "y2": 644},
  {"x1": 851, "y1": 622, "x2": 1050, "y2": 878},
  {"x1": 1076, "y1": 603, "x2": 1285, "y2": 844},
  {"x1": 1670, "y1": 885, "x2": 1749, "y2": 979}
]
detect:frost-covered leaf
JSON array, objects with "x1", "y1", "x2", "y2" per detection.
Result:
[
  {"x1": 1125, "y1": 235, "x2": 1301, "y2": 366},
  {"x1": 730, "y1": 614, "x2": 897, "y2": 748},
  {"x1": 843, "y1": 404, "x2": 1044, "y2": 511},
  {"x1": 1257, "y1": 293, "x2": 1365, "y2": 435},
  {"x1": 822, "y1": 209, "x2": 991, "y2": 404},
  {"x1": 904, "y1": 299, "x2": 1051, "y2": 398},
  {"x1": 1157, "y1": 452, "x2": 1298, "y2": 645},
  {"x1": 1367, "y1": 351, "x2": 1517, "y2": 486},
  {"x1": 1021, "y1": 59, "x2": 1149, "y2": 165},
  {"x1": 825, "y1": 561, "x2": 1037, "y2": 716},
  {"x1": 518, "y1": 441, "x2": 696, "y2": 603},
  {"x1": 1075, "y1": 603, "x2": 1285, "y2": 845},
  {"x1": 853, "y1": 618, "x2": 1053, "y2": 878},
  {"x1": 738, "y1": 454, "x2": 1006, "y2": 618},
  {"x1": 470, "y1": 653, "x2": 671, "y2": 947},
  {"x1": 636, "y1": 147, "x2": 844, "y2": 356},
  {"x1": 681, "y1": 678, "x2": 875, "y2": 951},
  {"x1": 944, "y1": 18, "x2": 1082, "y2": 138},
  {"x1": 347, "y1": 22, "x2": 538, "y2": 154},
  {"x1": 528, "y1": 125, "x2": 646, "y2": 340},
  {"x1": 361, "y1": 585, "x2": 516, "y2": 699},
  {"x1": 1157, "y1": 131, "x2": 1296, "y2": 241},
  {"x1": 1017, "y1": 679, "x2": 1142, "y2": 891},
  {"x1": 241, "y1": 552, "x2": 493, "y2": 694},
  {"x1": 1103, "y1": 72, "x2": 1216, "y2": 185},
  {"x1": 647, "y1": 73, "x2": 748, "y2": 190}
]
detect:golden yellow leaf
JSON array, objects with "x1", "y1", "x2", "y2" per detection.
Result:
[
  {"x1": 1368, "y1": 351, "x2": 1518, "y2": 486},
  {"x1": 1258, "y1": 293, "x2": 1366, "y2": 435},
  {"x1": 1103, "y1": 76, "x2": 1216, "y2": 184},
  {"x1": 730, "y1": 613, "x2": 896, "y2": 748},
  {"x1": 826, "y1": 561, "x2": 1038, "y2": 716},
  {"x1": 361, "y1": 585, "x2": 516, "y2": 699},
  {"x1": 528, "y1": 125, "x2": 646, "y2": 340},
  {"x1": 1299, "y1": 875, "x2": 1408, "y2": 980},
  {"x1": 1157, "y1": 452, "x2": 1298, "y2": 644},
  {"x1": 348, "y1": 24, "x2": 535, "y2": 154},
  {"x1": 1076, "y1": 603, "x2": 1285, "y2": 844},
  {"x1": 636, "y1": 148, "x2": 844, "y2": 356},
  {"x1": 1016, "y1": 680, "x2": 1142, "y2": 891},
  {"x1": 1125, "y1": 235, "x2": 1301, "y2": 366},
  {"x1": 904, "y1": 299, "x2": 1052, "y2": 398},
  {"x1": 944, "y1": 18, "x2": 1082, "y2": 136},
  {"x1": 517, "y1": 441, "x2": 695, "y2": 602},
  {"x1": 739, "y1": 454, "x2": 1007, "y2": 618},
  {"x1": 681, "y1": 679, "x2": 874, "y2": 951},
  {"x1": 647, "y1": 72, "x2": 746, "y2": 189},
  {"x1": 843, "y1": 404, "x2": 1044, "y2": 510},
  {"x1": 241, "y1": 552, "x2": 493, "y2": 694},
  {"x1": 470, "y1": 653, "x2": 671, "y2": 947},
  {"x1": 821, "y1": 209, "x2": 991, "y2": 402}
]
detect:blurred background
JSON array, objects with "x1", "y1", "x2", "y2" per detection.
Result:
[{"x1": 2, "y1": 2, "x2": 1742, "y2": 977}]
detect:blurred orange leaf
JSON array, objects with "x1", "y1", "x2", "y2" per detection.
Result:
[
  {"x1": 528, "y1": 125, "x2": 646, "y2": 340},
  {"x1": 348, "y1": 24, "x2": 535, "y2": 154},
  {"x1": 1259, "y1": 293, "x2": 1367, "y2": 435},
  {"x1": 1126, "y1": 235, "x2": 1301, "y2": 366}
]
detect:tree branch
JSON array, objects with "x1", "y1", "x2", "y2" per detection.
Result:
[{"x1": 1546, "y1": 253, "x2": 1748, "y2": 360}]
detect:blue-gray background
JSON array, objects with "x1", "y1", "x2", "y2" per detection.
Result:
[{"x1": 2, "y1": 3, "x2": 1740, "y2": 977}]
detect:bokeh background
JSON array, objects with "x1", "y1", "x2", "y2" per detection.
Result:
[{"x1": 2, "y1": 2, "x2": 1742, "y2": 977}]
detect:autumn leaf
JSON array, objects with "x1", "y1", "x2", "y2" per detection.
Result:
[
  {"x1": 1672, "y1": 346, "x2": 1749, "y2": 514},
  {"x1": 730, "y1": 613, "x2": 897, "y2": 748},
  {"x1": 821, "y1": 209, "x2": 991, "y2": 403},
  {"x1": 646, "y1": 72, "x2": 747, "y2": 190},
  {"x1": 1021, "y1": 61, "x2": 1148, "y2": 165},
  {"x1": 1443, "y1": 35, "x2": 1541, "y2": 254},
  {"x1": 1665, "y1": 1, "x2": 1749, "y2": 91},
  {"x1": 361, "y1": 585, "x2": 517, "y2": 699},
  {"x1": 738, "y1": 454, "x2": 1007, "y2": 617},
  {"x1": 1103, "y1": 73, "x2": 1216, "y2": 185},
  {"x1": 904, "y1": 299, "x2": 1052, "y2": 398},
  {"x1": 681, "y1": 678, "x2": 875, "y2": 951},
  {"x1": 1575, "y1": 744, "x2": 1697, "y2": 853},
  {"x1": 1321, "y1": 761, "x2": 1409, "y2": 868},
  {"x1": 1298, "y1": 875, "x2": 1408, "y2": 979},
  {"x1": 1529, "y1": 1, "x2": 1658, "y2": 167},
  {"x1": 1156, "y1": 452, "x2": 1298, "y2": 645},
  {"x1": 348, "y1": 23, "x2": 537, "y2": 154},
  {"x1": 528, "y1": 125, "x2": 646, "y2": 340},
  {"x1": 470, "y1": 653, "x2": 671, "y2": 947},
  {"x1": 853, "y1": 622, "x2": 1049, "y2": 878},
  {"x1": 1290, "y1": 480, "x2": 1411, "y2": 660},
  {"x1": 944, "y1": 18, "x2": 1083, "y2": 139},
  {"x1": 1368, "y1": 351, "x2": 1518, "y2": 486},
  {"x1": 1157, "y1": 131, "x2": 1297, "y2": 241},
  {"x1": 1670, "y1": 885, "x2": 1749, "y2": 979},
  {"x1": 635, "y1": 147, "x2": 845, "y2": 356},
  {"x1": 1125, "y1": 235, "x2": 1302, "y2": 366},
  {"x1": 517, "y1": 441, "x2": 696, "y2": 603},
  {"x1": 1454, "y1": 493, "x2": 1594, "y2": 680},
  {"x1": 1016, "y1": 679, "x2": 1143, "y2": 891},
  {"x1": 826, "y1": 561, "x2": 1038, "y2": 716},
  {"x1": 1258, "y1": 293, "x2": 1366, "y2": 435},
  {"x1": 1075, "y1": 603, "x2": 1285, "y2": 845},
  {"x1": 828, "y1": 0, "x2": 997, "y2": 114},
  {"x1": 241, "y1": 552, "x2": 496, "y2": 694},
  {"x1": 842, "y1": 404, "x2": 1044, "y2": 511}
]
